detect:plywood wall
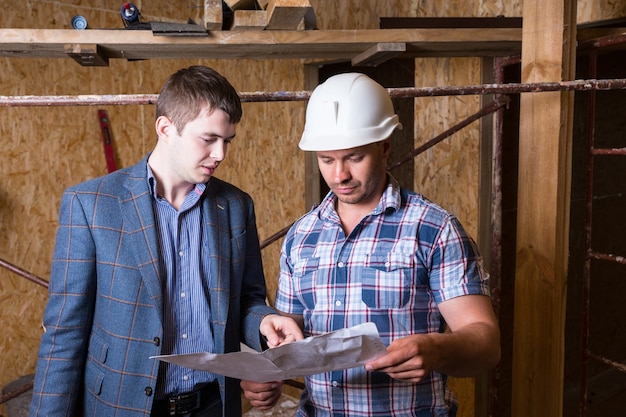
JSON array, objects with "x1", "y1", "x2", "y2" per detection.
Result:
[{"x1": 1, "y1": 0, "x2": 622, "y2": 416}]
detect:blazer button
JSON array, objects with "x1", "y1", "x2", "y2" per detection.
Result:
[
  {"x1": 153, "y1": 337, "x2": 160, "y2": 346},
  {"x1": 145, "y1": 387, "x2": 153, "y2": 396}
]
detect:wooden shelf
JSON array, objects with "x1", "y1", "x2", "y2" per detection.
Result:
[
  {"x1": 0, "y1": 27, "x2": 623, "y2": 67},
  {"x1": 0, "y1": 28, "x2": 523, "y2": 66}
]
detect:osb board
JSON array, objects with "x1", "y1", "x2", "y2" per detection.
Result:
[
  {"x1": 309, "y1": 0, "x2": 418, "y2": 29},
  {"x1": 412, "y1": 57, "x2": 483, "y2": 236},
  {"x1": 577, "y1": 0, "x2": 626, "y2": 23}
]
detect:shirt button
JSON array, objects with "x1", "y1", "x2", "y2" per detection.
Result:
[
  {"x1": 180, "y1": 292, "x2": 186, "y2": 298},
  {"x1": 144, "y1": 387, "x2": 153, "y2": 396},
  {"x1": 178, "y1": 251, "x2": 184, "y2": 257},
  {"x1": 153, "y1": 337, "x2": 160, "y2": 346},
  {"x1": 182, "y1": 333, "x2": 188, "y2": 339},
  {"x1": 385, "y1": 261, "x2": 390, "y2": 267},
  {"x1": 332, "y1": 381, "x2": 338, "y2": 387},
  {"x1": 338, "y1": 262, "x2": 344, "y2": 267},
  {"x1": 335, "y1": 300, "x2": 342, "y2": 307},
  {"x1": 183, "y1": 375, "x2": 189, "y2": 381}
]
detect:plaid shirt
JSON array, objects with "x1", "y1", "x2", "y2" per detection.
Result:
[{"x1": 275, "y1": 178, "x2": 490, "y2": 417}]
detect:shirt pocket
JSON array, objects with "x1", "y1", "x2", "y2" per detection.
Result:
[
  {"x1": 292, "y1": 257, "x2": 320, "y2": 310},
  {"x1": 362, "y1": 252, "x2": 414, "y2": 309}
]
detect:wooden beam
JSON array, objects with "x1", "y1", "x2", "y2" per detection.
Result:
[
  {"x1": 230, "y1": 10, "x2": 267, "y2": 30},
  {"x1": 203, "y1": 0, "x2": 223, "y2": 30},
  {"x1": 351, "y1": 42, "x2": 406, "y2": 67},
  {"x1": 0, "y1": 28, "x2": 522, "y2": 62},
  {"x1": 511, "y1": 0, "x2": 577, "y2": 416},
  {"x1": 266, "y1": 0, "x2": 312, "y2": 30}
]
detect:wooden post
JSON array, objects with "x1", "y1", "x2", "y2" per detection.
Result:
[{"x1": 511, "y1": 0, "x2": 576, "y2": 416}]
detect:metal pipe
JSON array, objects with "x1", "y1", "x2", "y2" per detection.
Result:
[
  {"x1": 591, "y1": 147, "x2": 626, "y2": 155},
  {"x1": 588, "y1": 251, "x2": 626, "y2": 265},
  {"x1": 2, "y1": 79, "x2": 626, "y2": 107},
  {"x1": 586, "y1": 351, "x2": 626, "y2": 374},
  {"x1": 387, "y1": 96, "x2": 509, "y2": 171},
  {"x1": 0, "y1": 380, "x2": 34, "y2": 406},
  {"x1": 580, "y1": 47, "x2": 598, "y2": 417},
  {"x1": 0, "y1": 257, "x2": 48, "y2": 288}
]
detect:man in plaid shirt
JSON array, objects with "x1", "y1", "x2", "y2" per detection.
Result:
[{"x1": 244, "y1": 73, "x2": 500, "y2": 416}]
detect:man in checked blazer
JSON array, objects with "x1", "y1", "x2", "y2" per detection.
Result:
[{"x1": 30, "y1": 66, "x2": 302, "y2": 417}]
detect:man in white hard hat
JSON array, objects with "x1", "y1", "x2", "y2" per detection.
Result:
[{"x1": 244, "y1": 73, "x2": 500, "y2": 416}]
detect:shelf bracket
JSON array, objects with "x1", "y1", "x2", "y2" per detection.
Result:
[
  {"x1": 64, "y1": 43, "x2": 109, "y2": 67},
  {"x1": 351, "y1": 42, "x2": 406, "y2": 67}
]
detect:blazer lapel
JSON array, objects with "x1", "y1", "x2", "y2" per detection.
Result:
[
  {"x1": 203, "y1": 184, "x2": 231, "y2": 331},
  {"x1": 120, "y1": 160, "x2": 164, "y2": 322}
]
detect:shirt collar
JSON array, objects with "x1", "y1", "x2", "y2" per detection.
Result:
[
  {"x1": 146, "y1": 163, "x2": 207, "y2": 200},
  {"x1": 317, "y1": 174, "x2": 401, "y2": 220}
]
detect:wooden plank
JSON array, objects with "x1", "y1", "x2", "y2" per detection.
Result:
[
  {"x1": 203, "y1": 0, "x2": 223, "y2": 30},
  {"x1": 0, "y1": 28, "x2": 523, "y2": 62},
  {"x1": 511, "y1": 0, "x2": 577, "y2": 416},
  {"x1": 266, "y1": 0, "x2": 312, "y2": 30},
  {"x1": 230, "y1": 10, "x2": 267, "y2": 30},
  {"x1": 351, "y1": 42, "x2": 406, "y2": 67}
]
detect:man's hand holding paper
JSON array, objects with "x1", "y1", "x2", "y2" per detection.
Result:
[{"x1": 151, "y1": 322, "x2": 386, "y2": 383}]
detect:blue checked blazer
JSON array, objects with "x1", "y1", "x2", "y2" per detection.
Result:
[{"x1": 30, "y1": 155, "x2": 275, "y2": 417}]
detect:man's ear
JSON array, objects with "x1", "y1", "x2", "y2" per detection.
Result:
[
  {"x1": 382, "y1": 137, "x2": 392, "y2": 158},
  {"x1": 155, "y1": 115, "x2": 175, "y2": 140}
]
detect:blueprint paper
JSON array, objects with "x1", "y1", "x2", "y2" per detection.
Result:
[{"x1": 151, "y1": 322, "x2": 387, "y2": 382}]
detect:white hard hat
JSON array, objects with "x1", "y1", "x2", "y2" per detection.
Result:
[{"x1": 299, "y1": 73, "x2": 402, "y2": 151}]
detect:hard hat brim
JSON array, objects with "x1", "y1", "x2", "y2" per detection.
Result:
[{"x1": 299, "y1": 118, "x2": 402, "y2": 151}]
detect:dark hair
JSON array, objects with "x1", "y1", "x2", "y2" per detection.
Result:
[{"x1": 156, "y1": 66, "x2": 242, "y2": 133}]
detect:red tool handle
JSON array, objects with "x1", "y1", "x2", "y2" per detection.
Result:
[{"x1": 98, "y1": 109, "x2": 118, "y2": 173}]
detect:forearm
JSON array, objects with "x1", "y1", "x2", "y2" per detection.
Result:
[{"x1": 429, "y1": 321, "x2": 500, "y2": 377}]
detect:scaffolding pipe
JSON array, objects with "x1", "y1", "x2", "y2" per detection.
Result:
[
  {"x1": 0, "y1": 380, "x2": 34, "y2": 406},
  {"x1": 487, "y1": 54, "x2": 520, "y2": 417},
  {"x1": 387, "y1": 96, "x2": 509, "y2": 171},
  {"x1": 588, "y1": 251, "x2": 626, "y2": 265},
  {"x1": 586, "y1": 351, "x2": 626, "y2": 374},
  {"x1": 580, "y1": 47, "x2": 598, "y2": 417},
  {"x1": 591, "y1": 147, "x2": 626, "y2": 155},
  {"x1": 0, "y1": 257, "x2": 48, "y2": 288},
  {"x1": 1, "y1": 79, "x2": 626, "y2": 107}
]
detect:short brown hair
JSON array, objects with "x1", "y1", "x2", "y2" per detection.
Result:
[{"x1": 156, "y1": 66, "x2": 242, "y2": 133}]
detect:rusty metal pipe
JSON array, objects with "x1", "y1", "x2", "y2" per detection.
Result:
[{"x1": 2, "y1": 79, "x2": 626, "y2": 107}]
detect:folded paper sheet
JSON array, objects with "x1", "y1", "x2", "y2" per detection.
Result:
[{"x1": 151, "y1": 322, "x2": 387, "y2": 382}]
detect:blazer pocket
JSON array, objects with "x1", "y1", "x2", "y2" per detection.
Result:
[
  {"x1": 230, "y1": 229, "x2": 246, "y2": 256},
  {"x1": 85, "y1": 365, "x2": 105, "y2": 396},
  {"x1": 88, "y1": 334, "x2": 109, "y2": 364},
  {"x1": 86, "y1": 334, "x2": 109, "y2": 396}
]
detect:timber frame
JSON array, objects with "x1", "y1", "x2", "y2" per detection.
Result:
[{"x1": 0, "y1": 26, "x2": 622, "y2": 67}]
